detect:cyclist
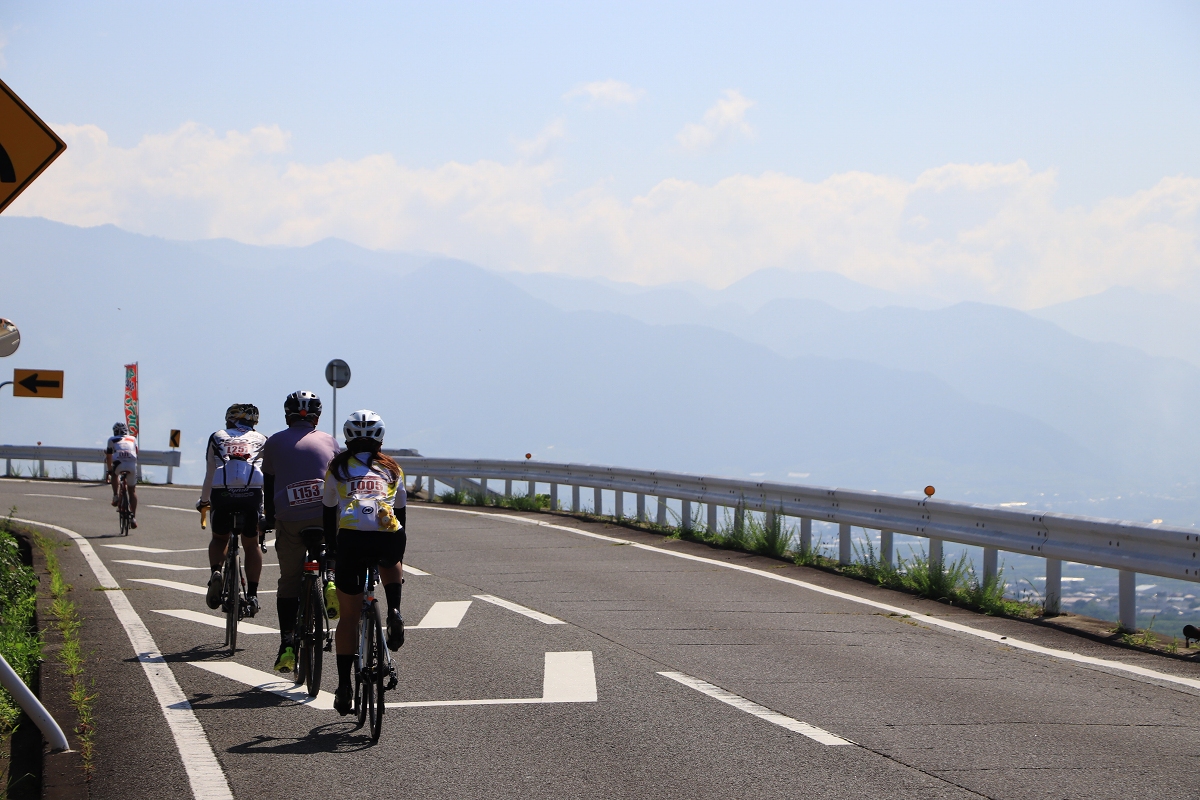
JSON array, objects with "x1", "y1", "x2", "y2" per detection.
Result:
[
  {"x1": 323, "y1": 410, "x2": 406, "y2": 715},
  {"x1": 261, "y1": 390, "x2": 342, "y2": 673},
  {"x1": 197, "y1": 404, "x2": 268, "y2": 618},
  {"x1": 105, "y1": 422, "x2": 139, "y2": 528}
]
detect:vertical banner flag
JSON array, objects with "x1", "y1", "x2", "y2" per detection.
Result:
[{"x1": 124, "y1": 362, "x2": 139, "y2": 440}]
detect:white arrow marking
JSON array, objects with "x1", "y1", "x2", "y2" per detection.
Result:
[
  {"x1": 658, "y1": 671, "x2": 852, "y2": 746},
  {"x1": 25, "y1": 493, "x2": 91, "y2": 501},
  {"x1": 188, "y1": 652, "x2": 596, "y2": 710},
  {"x1": 403, "y1": 564, "x2": 429, "y2": 576},
  {"x1": 132, "y1": 578, "x2": 274, "y2": 595},
  {"x1": 116, "y1": 559, "x2": 207, "y2": 571},
  {"x1": 473, "y1": 594, "x2": 564, "y2": 625},
  {"x1": 105, "y1": 544, "x2": 207, "y2": 554},
  {"x1": 412, "y1": 600, "x2": 472, "y2": 628},
  {"x1": 153, "y1": 609, "x2": 276, "y2": 634},
  {"x1": 190, "y1": 662, "x2": 333, "y2": 710}
]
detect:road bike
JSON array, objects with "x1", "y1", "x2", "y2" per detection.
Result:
[
  {"x1": 115, "y1": 471, "x2": 133, "y2": 537},
  {"x1": 354, "y1": 564, "x2": 398, "y2": 741},
  {"x1": 219, "y1": 511, "x2": 265, "y2": 655},
  {"x1": 293, "y1": 526, "x2": 332, "y2": 697}
]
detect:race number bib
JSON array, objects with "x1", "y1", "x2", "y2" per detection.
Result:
[
  {"x1": 286, "y1": 479, "x2": 324, "y2": 506},
  {"x1": 224, "y1": 441, "x2": 253, "y2": 459}
]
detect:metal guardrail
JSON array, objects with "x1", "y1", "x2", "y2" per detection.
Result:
[
  {"x1": 0, "y1": 445, "x2": 183, "y2": 483},
  {"x1": 397, "y1": 457, "x2": 1200, "y2": 631},
  {"x1": 0, "y1": 652, "x2": 70, "y2": 752}
]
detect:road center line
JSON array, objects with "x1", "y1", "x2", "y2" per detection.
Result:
[
  {"x1": 15, "y1": 517, "x2": 234, "y2": 800},
  {"x1": 424, "y1": 507, "x2": 1200, "y2": 695},
  {"x1": 412, "y1": 600, "x2": 472, "y2": 628},
  {"x1": 473, "y1": 594, "x2": 565, "y2": 624},
  {"x1": 153, "y1": 609, "x2": 277, "y2": 634},
  {"x1": 25, "y1": 493, "x2": 91, "y2": 501},
  {"x1": 131, "y1": 578, "x2": 276, "y2": 596},
  {"x1": 658, "y1": 671, "x2": 853, "y2": 745}
]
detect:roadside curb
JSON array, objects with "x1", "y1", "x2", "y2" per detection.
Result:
[{"x1": 30, "y1": 534, "x2": 88, "y2": 800}]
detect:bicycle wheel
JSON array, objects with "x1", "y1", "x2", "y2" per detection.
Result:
[
  {"x1": 118, "y1": 487, "x2": 130, "y2": 536},
  {"x1": 305, "y1": 582, "x2": 324, "y2": 698},
  {"x1": 294, "y1": 579, "x2": 310, "y2": 685},
  {"x1": 369, "y1": 612, "x2": 386, "y2": 741},
  {"x1": 357, "y1": 605, "x2": 374, "y2": 729},
  {"x1": 224, "y1": 551, "x2": 240, "y2": 655}
]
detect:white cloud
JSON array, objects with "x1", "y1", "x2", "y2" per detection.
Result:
[
  {"x1": 9, "y1": 122, "x2": 1199, "y2": 308},
  {"x1": 513, "y1": 119, "x2": 566, "y2": 159},
  {"x1": 563, "y1": 80, "x2": 644, "y2": 107},
  {"x1": 676, "y1": 89, "x2": 755, "y2": 151}
]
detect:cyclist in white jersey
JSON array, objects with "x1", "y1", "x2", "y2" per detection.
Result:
[
  {"x1": 197, "y1": 403, "x2": 268, "y2": 617},
  {"x1": 105, "y1": 422, "x2": 139, "y2": 528},
  {"x1": 323, "y1": 410, "x2": 407, "y2": 715}
]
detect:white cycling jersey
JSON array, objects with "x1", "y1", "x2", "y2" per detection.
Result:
[
  {"x1": 200, "y1": 424, "x2": 268, "y2": 502},
  {"x1": 106, "y1": 434, "x2": 138, "y2": 464}
]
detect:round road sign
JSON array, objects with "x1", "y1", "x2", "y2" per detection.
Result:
[
  {"x1": 325, "y1": 359, "x2": 351, "y2": 389},
  {"x1": 0, "y1": 318, "x2": 20, "y2": 357}
]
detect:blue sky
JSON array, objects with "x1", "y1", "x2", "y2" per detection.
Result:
[{"x1": 2, "y1": 1, "x2": 1198, "y2": 304}]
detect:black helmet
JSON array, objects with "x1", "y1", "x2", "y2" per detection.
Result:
[
  {"x1": 113, "y1": 422, "x2": 129, "y2": 436},
  {"x1": 284, "y1": 390, "x2": 322, "y2": 423}
]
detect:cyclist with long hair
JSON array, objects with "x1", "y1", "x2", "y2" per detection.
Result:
[
  {"x1": 262, "y1": 390, "x2": 341, "y2": 673},
  {"x1": 322, "y1": 410, "x2": 406, "y2": 716},
  {"x1": 105, "y1": 422, "x2": 139, "y2": 528},
  {"x1": 197, "y1": 403, "x2": 268, "y2": 617}
]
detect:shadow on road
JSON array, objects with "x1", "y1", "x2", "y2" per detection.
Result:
[{"x1": 226, "y1": 725, "x2": 375, "y2": 754}]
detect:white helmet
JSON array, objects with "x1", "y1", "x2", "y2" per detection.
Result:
[{"x1": 344, "y1": 410, "x2": 385, "y2": 442}]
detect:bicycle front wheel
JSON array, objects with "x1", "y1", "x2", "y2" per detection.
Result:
[{"x1": 305, "y1": 581, "x2": 324, "y2": 697}]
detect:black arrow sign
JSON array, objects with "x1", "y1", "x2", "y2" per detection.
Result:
[{"x1": 18, "y1": 372, "x2": 59, "y2": 394}]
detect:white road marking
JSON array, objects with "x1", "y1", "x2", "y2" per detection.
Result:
[
  {"x1": 115, "y1": 559, "x2": 207, "y2": 571},
  {"x1": 15, "y1": 518, "x2": 234, "y2": 800},
  {"x1": 130, "y1": 578, "x2": 275, "y2": 596},
  {"x1": 426, "y1": 507, "x2": 1200, "y2": 696},
  {"x1": 388, "y1": 651, "x2": 596, "y2": 708},
  {"x1": 105, "y1": 544, "x2": 207, "y2": 554},
  {"x1": 264, "y1": 538, "x2": 276, "y2": 548},
  {"x1": 403, "y1": 564, "x2": 429, "y2": 576},
  {"x1": 473, "y1": 594, "x2": 564, "y2": 625},
  {"x1": 147, "y1": 504, "x2": 196, "y2": 513},
  {"x1": 412, "y1": 600, "x2": 472, "y2": 628},
  {"x1": 153, "y1": 609, "x2": 276, "y2": 634},
  {"x1": 189, "y1": 662, "x2": 334, "y2": 710},
  {"x1": 25, "y1": 492, "x2": 92, "y2": 501},
  {"x1": 658, "y1": 671, "x2": 852, "y2": 745}
]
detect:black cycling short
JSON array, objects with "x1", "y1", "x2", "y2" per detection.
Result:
[
  {"x1": 211, "y1": 488, "x2": 262, "y2": 538},
  {"x1": 334, "y1": 529, "x2": 407, "y2": 594}
]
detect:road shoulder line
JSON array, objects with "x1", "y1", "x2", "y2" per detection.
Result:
[{"x1": 15, "y1": 517, "x2": 234, "y2": 800}]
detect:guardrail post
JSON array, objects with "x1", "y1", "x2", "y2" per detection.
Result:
[
  {"x1": 615, "y1": 490, "x2": 624, "y2": 519},
  {"x1": 735, "y1": 505, "x2": 745, "y2": 538},
  {"x1": 839, "y1": 523, "x2": 851, "y2": 565},
  {"x1": 682, "y1": 499, "x2": 692, "y2": 531},
  {"x1": 1044, "y1": 558, "x2": 1062, "y2": 616},
  {"x1": 572, "y1": 485, "x2": 580, "y2": 513},
  {"x1": 593, "y1": 487, "x2": 602, "y2": 515},
  {"x1": 38, "y1": 458, "x2": 45, "y2": 478},
  {"x1": 707, "y1": 502, "x2": 717, "y2": 533},
  {"x1": 550, "y1": 483, "x2": 558, "y2": 511},
  {"x1": 1119, "y1": 570, "x2": 1136, "y2": 630},
  {"x1": 427, "y1": 478, "x2": 437, "y2": 502},
  {"x1": 71, "y1": 460, "x2": 78, "y2": 480},
  {"x1": 505, "y1": 479, "x2": 512, "y2": 498},
  {"x1": 799, "y1": 518, "x2": 812, "y2": 555},
  {"x1": 4, "y1": 458, "x2": 10, "y2": 477},
  {"x1": 929, "y1": 538, "x2": 943, "y2": 572},
  {"x1": 166, "y1": 465, "x2": 173, "y2": 484},
  {"x1": 528, "y1": 480, "x2": 536, "y2": 500},
  {"x1": 880, "y1": 530, "x2": 893, "y2": 566},
  {"x1": 765, "y1": 509, "x2": 777, "y2": 537},
  {"x1": 636, "y1": 493, "x2": 645, "y2": 522},
  {"x1": 479, "y1": 477, "x2": 487, "y2": 499},
  {"x1": 656, "y1": 496, "x2": 667, "y2": 526},
  {"x1": 982, "y1": 547, "x2": 998, "y2": 585}
]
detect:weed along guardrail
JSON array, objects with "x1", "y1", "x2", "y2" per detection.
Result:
[
  {"x1": 0, "y1": 445, "x2": 182, "y2": 483},
  {"x1": 393, "y1": 456, "x2": 1200, "y2": 632}
]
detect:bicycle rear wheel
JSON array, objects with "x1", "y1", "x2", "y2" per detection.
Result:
[
  {"x1": 355, "y1": 606, "x2": 371, "y2": 729},
  {"x1": 224, "y1": 551, "x2": 240, "y2": 655},
  {"x1": 369, "y1": 613, "x2": 386, "y2": 741},
  {"x1": 118, "y1": 487, "x2": 130, "y2": 536},
  {"x1": 294, "y1": 580, "x2": 310, "y2": 686},
  {"x1": 304, "y1": 581, "x2": 324, "y2": 697}
]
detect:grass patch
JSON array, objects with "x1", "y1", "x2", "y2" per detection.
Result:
[
  {"x1": 29, "y1": 527, "x2": 96, "y2": 778},
  {"x1": 0, "y1": 512, "x2": 41, "y2": 748}
]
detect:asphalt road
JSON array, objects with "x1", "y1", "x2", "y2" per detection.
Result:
[{"x1": 6, "y1": 478, "x2": 1200, "y2": 800}]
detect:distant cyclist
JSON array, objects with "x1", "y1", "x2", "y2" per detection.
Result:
[
  {"x1": 105, "y1": 422, "x2": 139, "y2": 528},
  {"x1": 261, "y1": 390, "x2": 342, "y2": 673},
  {"x1": 324, "y1": 410, "x2": 406, "y2": 715},
  {"x1": 197, "y1": 404, "x2": 267, "y2": 617}
]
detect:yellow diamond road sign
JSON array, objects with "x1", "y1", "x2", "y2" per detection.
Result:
[{"x1": 0, "y1": 78, "x2": 67, "y2": 215}]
